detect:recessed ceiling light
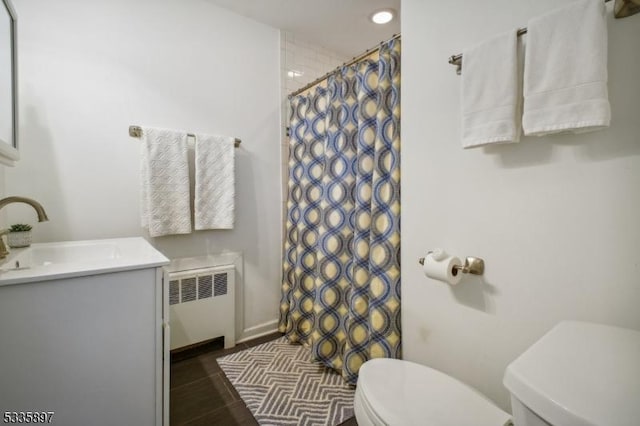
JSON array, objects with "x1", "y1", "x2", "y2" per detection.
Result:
[{"x1": 371, "y1": 9, "x2": 395, "y2": 25}]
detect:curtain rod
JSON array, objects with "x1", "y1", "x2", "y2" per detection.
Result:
[
  {"x1": 448, "y1": 0, "x2": 638, "y2": 74},
  {"x1": 288, "y1": 33, "x2": 401, "y2": 98},
  {"x1": 128, "y1": 125, "x2": 241, "y2": 148}
]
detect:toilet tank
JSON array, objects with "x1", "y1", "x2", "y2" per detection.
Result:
[{"x1": 503, "y1": 321, "x2": 640, "y2": 426}]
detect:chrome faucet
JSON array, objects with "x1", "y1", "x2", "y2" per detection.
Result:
[{"x1": 0, "y1": 196, "x2": 49, "y2": 259}]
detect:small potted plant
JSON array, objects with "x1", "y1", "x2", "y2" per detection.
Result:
[{"x1": 8, "y1": 224, "x2": 33, "y2": 248}]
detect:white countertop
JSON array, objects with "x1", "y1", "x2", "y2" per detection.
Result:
[{"x1": 0, "y1": 237, "x2": 169, "y2": 286}]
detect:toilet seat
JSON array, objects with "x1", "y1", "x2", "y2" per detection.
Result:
[{"x1": 355, "y1": 359, "x2": 511, "y2": 426}]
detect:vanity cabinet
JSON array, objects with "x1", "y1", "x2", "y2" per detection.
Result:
[{"x1": 0, "y1": 239, "x2": 169, "y2": 426}]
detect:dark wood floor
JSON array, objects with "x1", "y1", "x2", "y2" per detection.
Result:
[{"x1": 170, "y1": 332, "x2": 358, "y2": 426}]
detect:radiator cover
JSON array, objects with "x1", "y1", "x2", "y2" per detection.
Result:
[{"x1": 166, "y1": 264, "x2": 235, "y2": 350}]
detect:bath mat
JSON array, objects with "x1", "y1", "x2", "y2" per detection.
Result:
[{"x1": 217, "y1": 337, "x2": 355, "y2": 426}]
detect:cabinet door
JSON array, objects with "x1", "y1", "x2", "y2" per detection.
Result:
[{"x1": 0, "y1": 269, "x2": 159, "y2": 426}]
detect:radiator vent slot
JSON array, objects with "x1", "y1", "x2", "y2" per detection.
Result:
[
  {"x1": 214, "y1": 273, "x2": 228, "y2": 296},
  {"x1": 181, "y1": 277, "x2": 197, "y2": 303},
  {"x1": 169, "y1": 280, "x2": 180, "y2": 305},
  {"x1": 198, "y1": 275, "x2": 213, "y2": 299}
]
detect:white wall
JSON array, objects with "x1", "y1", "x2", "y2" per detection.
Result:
[
  {"x1": 402, "y1": 0, "x2": 640, "y2": 412},
  {"x1": 5, "y1": 0, "x2": 282, "y2": 340}
]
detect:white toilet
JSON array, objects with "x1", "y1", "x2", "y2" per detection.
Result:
[{"x1": 355, "y1": 321, "x2": 640, "y2": 425}]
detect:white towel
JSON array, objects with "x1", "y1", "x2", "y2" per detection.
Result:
[
  {"x1": 461, "y1": 29, "x2": 521, "y2": 148},
  {"x1": 194, "y1": 134, "x2": 235, "y2": 230},
  {"x1": 140, "y1": 127, "x2": 192, "y2": 237},
  {"x1": 523, "y1": 0, "x2": 610, "y2": 136}
]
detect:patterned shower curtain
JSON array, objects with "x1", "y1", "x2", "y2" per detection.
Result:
[{"x1": 279, "y1": 39, "x2": 401, "y2": 384}]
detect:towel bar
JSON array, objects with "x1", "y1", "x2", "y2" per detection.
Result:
[
  {"x1": 128, "y1": 125, "x2": 241, "y2": 148},
  {"x1": 448, "y1": 0, "x2": 638, "y2": 74}
]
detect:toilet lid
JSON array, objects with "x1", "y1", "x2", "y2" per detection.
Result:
[{"x1": 358, "y1": 359, "x2": 511, "y2": 426}]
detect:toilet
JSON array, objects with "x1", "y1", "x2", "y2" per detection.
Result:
[
  {"x1": 355, "y1": 321, "x2": 640, "y2": 425},
  {"x1": 354, "y1": 358, "x2": 512, "y2": 426}
]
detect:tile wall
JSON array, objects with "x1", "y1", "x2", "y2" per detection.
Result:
[{"x1": 279, "y1": 31, "x2": 349, "y2": 235}]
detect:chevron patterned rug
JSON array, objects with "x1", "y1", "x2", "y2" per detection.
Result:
[{"x1": 217, "y1": 337, "x2": 355, "y2": 426}]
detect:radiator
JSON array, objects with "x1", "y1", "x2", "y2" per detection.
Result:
[{"x1": 166, "y1": 264, "x2": 235, "y2": 350}]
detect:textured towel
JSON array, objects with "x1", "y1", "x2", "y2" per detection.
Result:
[
  {"x1": 140, "y1": 127, "x2": 192, "y2": 237},
  {"x1": 523, "y1": 0, "x2": 610, "y2": 136},
  {"x1": 194, "y1": 134, "x2": 235, "y2": 230},
  {"x1": 462, "y1": 29, "x2": 521, "y2": 148}
]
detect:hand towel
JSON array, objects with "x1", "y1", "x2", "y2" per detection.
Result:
[
  {"x1": 140, "y1": 127, "x2": 192, "y2": 237},
  {"x1": 461, "y1": 29, "x2": 521, "y2": 148},
  {"x1": 523, "y1": 0, "x2": 610, "y2": 136},
  {"x1": 194, "y1": 134, "x2": 235, "y2": 230}
]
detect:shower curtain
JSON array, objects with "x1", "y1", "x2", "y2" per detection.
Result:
[{"x1": 279, "y1": 39, "x2": 401, "y2": 384}]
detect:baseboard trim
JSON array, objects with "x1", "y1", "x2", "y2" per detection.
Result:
[
  {"x1": 170, "y1": 336, "x2": 225, "y2": 362},
  {"x1": 237, "y1": 319, "x2": 279, "y2": 343}
]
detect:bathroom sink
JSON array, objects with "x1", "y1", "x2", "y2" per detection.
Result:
[
  {"x1": 8, "y1": 241, "x2": 122, "y2": 268},
  {"x1": 0, "y1": 237, "x2": 168, "y2": 286}
]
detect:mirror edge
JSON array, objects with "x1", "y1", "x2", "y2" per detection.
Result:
[{"x1": 0, "y1": 0, "x2": 18, "y2": 165}]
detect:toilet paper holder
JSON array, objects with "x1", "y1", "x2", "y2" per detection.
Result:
[{"x1": 418, "y1": 253, "x2": 485, "y2": 276}]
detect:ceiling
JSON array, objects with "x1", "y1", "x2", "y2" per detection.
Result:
[{"x1": 205, "y1": 0, "x2": 401, "y2": 57}]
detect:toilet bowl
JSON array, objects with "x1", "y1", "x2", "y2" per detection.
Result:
[
  {"x1": 354, "y1": 358, "x2": 511, "y2": 426},
  {"x1": 355, "y1": 321, "x2": 640, "y2": 426}
]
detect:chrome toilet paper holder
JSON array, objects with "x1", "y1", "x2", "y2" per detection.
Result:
[{"x1": 418, "y1": 253, "x2": 485, "y2": 276}]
